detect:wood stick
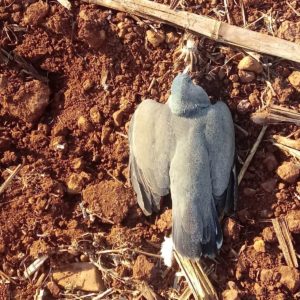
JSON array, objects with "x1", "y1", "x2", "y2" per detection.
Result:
[
  {"x1": 82, "y1": 0, "x2": 300, "y2": 63},
  {"x1": 272, "y1": 218, "x2": 298, "y2": 268},
  {"x1": 174, "y1": 251, "x2": 219, "y2": 300},
  {"x1": 179, "y1": 287, "x2": 193, "y2": 300},
  {"x1": 0, "y1": 164, "x2": 22, "y2": 195}
]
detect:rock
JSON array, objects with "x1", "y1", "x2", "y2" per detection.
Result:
[
  {"x1": 277, "y1": 21, "x2": 300, "y2": 44},
  {"x1": 133, "y1": 255, "x2": 155, "y2": 281},
  {"x1": 253, "y1": 238, "x2": 266, "y2": 253},
  {"x1": 52, "y1": 262, "x2": 105, "y2": 292},
  {"x1": 23, "y1": 0, "x2": 49, "y2": 26},
  {"x1": 78, "y1": 21, "x2": 106, "y2": 49},
  {"x1": 243, "y1": 187, "x2": 256, "y2": 196},
  {"x1": 263, "y1": 153, "x2": 278, "y2": 172},
  {"x1": 72, "y1": 157, "x2": 85, "y2": 171},
  {"x1": 276, "y1": 161, "x2": 300, "y2": 183},
  {"x1": 90, "y1": 106, "x2": 103, "y2": 124},
  {"x1": 67, "y1": 172, "x2": 91, "y2": 194},
  {"x1": 262, "y1": 226, "x2": 276, "y2": 243},
  {"x1": 101, "y1": 126, "x2": 112, "y2": 144},
  {"x1": 3, "y1": 80, "x2": 50, "y2": 123},
  {"x1": 238, "y1": 56, "x2": 263, "y2": 74},
  {"x1": 77, "y1": 116, "x2": 93, "y2": 133},
  {"x1": 112, "y1": 108, "x2": 125, "y2": 127},
  {"x1": 223, "y1": 218, "x2": 241, "y2": 241},
  {"x1": 51, "y1": 136, "x2": 68, "y2": 153},
  {"x1": 238, "y1": 70, "x2": 255, "y2": 83},
  {"x1": 261, "y1": 178, "x2": 277, "y2": 193},
  {"x1": 285, "y1": 210, "x2": 300, "y2": 234},
  {"x1": 288, "y1": 71, "x2": 300, "y2": 92},
  {"x1": 46, "y1": 281, "x2": 61, "y2": 298},
  {"x1": 146, "y1": 30, "x2": 165, "y2": 47},
  {"x1": 222, "y1": 289, "x2": 240, "y2": 300},
  {"x1": 278, "y1": 266, "x2": 300, "y2": 293}
]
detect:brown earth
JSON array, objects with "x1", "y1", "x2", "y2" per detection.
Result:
[{"x1": 0, "y1": 0, "x2": 300, "y2": 299}]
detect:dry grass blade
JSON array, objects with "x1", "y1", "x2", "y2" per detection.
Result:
[
  {"x1": 174, "y1": 251, "x2": 219, "y2": 300},
  {"x1": 273, "y1": 142, "x2": 300, "y2": 160},
  {"x1": 57, "y1": 0, "x2": 72, "y2": 10},
  {"x1": 273, "y1": 135, "x2": 300, "y2": 151},
  {"x1": 179, "y1": 287, "x2": 193, "y2": 300},
  {"x1": 238, "y1": 125, "x2": 267, "y2": 185},
  {"x1": 251, "y1": 105, "x2": 300, "y2": 126},
  {"x1": 92, "y1": 288, "x2": 114, "y2": 300},
  {"x1": 272, "y1": 218, "x2": 298, "y2": 268},
  {"x1": 0, "y1": 164, "x2": 22, "y2": 195},
  {"x1": 137, "y1": 282, "x2": 163, "y2": 300}
]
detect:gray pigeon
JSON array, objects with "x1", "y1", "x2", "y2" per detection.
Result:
[{"x1": 128, "y1": 73, "x2": 236, "y2": 259}]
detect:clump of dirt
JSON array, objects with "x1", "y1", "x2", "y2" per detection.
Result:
[
  {"x1": 82, "y1": 180, "x2": 134, "y2": 224},
  {"x1": 2, "y1": 79, "x2": 50, "y2": 123},
  {"x1": 133, "y1": 255, "x2": 156, "y2": 281}
]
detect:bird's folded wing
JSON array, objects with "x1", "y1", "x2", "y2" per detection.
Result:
[
  {"x1": 205, "y1": 102, "x2": 236, "y2": 216},
  {"x1": 128, "y1": 100, "x2": 172, "y2": 215}
]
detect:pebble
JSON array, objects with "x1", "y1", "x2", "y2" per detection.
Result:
[
  {"x1": 222, "y1": 289, "x2": 240, "y2": 300},
  {"x1": 253, "y1": 238, "x2": 266, "y2": 253},
  {"x1": 112, "y1": 108, "x2": 125, "y2": 127},
  {"x1": 262, "y1": 226, "x2": 276, "y2": 243},
  {"x1": 77, "y1": 116, "x2": 93, "y2": 133},
  {"x1": 238, "y1": 70, "x2": 255, "y2": 83},
  {"x1": 285, "y1": 210, "x2": 300, "y2": 233},
  {"x1": 90, "y1": 106, "x2": 103, "y2": 124},
  {"x1": 238, "y1": 56, "x2": 263, "y2": 74},
  {"x1": 46, "y1": 281, "x2": 61, "y2": 298},
  {"x1": 223, "y1": 218, "x2": 241, "y2": 241},
  {"x1": 146, "y1": 30, "x2": 165, "y2": 47},
  {"x1": 276, "y1": 161, "x2": 300, "y2": 183},
  {"x1": 67, "y1": 172, "x2": 91, "y2": 194},
  {"x1": 288, "y1": 71, "x2": 300, "y2": 92},
  {"x1": 101, "y1": 126, "x2": 112, "y2": 144}
]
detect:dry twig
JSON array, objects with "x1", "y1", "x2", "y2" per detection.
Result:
[
  {"x1": 0, "y1": 164, "x2": 22, "y2": 195},
  {"x1": 82, "y1": 0, "x2": 300, "y2": 63},
  {"x1": 272, "y1": 218, "x2": 298, "y2": 268}
]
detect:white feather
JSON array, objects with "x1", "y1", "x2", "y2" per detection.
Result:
[{"x1": 161, "y1": 236, "x2": 174, "y2": 267}]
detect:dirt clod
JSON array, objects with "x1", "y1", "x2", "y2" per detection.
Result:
[
  {"x1": 253, "y1": 238, "x2": 266, "y2": 253},
  {"x1": 276, "y1": 161, "x2": 300, "y2": 183},
  {"x1": 263, "y1": 153, "x2": 278, "y2": 172},
  {"x1": 113, "y1": 108, "x2": 126, "y2": 127},
  {"x1": 46, "y1": 281, "x2": 61, "y2": 298},
  {"x1": 23, "y1": 1, "x2": 49, "y2": 26},
  {"x1": 277, "y1": 21, "x2": 300, "y2": 44},
  {"x1": 82, "y1": 180, "x2": 133, "y2": 224},
  {"x1": 261, "y1": 178, "x2": 277, "y2": 193},
  {"x1": 77, "y1": 116, "x2": 93, "y2": 133},
  {"x1": 3, "y1": 80, "x2": 50, "y2": 123},
  {"x1": 133, "y1": 255, "x2": 155, "y2": 281},
  {"x1": 222, "y1": 289, "x2": 240, "y2": 300},
  {"x1": 278, "y1": 266, "x2": 300, "y2": 293},
  {"x1": 78, "y1": 21, "x2": 106, "y2": 49},
  {"x1": 285, "y1": 210, "x2": 300, "y2": 234},
  {"x1": 90, "y1": 106, "x2": 103, "y2": 124},
  {"x1": 262, "y1": 226, "x2": 276, "y2": 243},
  {"x1": 67, "y1": 172, "x2": 91, "y2": 194},
  {"x1": 238, "y1": 70, "x2": 255, "y2": 83},
  {"x1": 288, "y1": 71, "x2": 300, "y2": 92},
  {"x1": 223, "y1": 218, "x2": 241, "y2": 241}
]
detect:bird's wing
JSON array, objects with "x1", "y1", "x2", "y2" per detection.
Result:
[
  {"x1": 205, "y1": 102, "x2": 236, "y2": 217},
  {"x1": 128, "y1": 100, "x2": 172, "y2": 216}
]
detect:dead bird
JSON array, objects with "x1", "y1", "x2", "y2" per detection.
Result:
[{"x1": 128, "y1": 73, "x2": 236, "y2": 265}]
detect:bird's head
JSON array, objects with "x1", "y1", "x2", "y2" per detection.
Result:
[{"x1": 167, "y1": 73, "x2": 210, "y2": 116}]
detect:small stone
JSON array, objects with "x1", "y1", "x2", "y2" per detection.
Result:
[
  {"x1": 146, "y1": 30, "x2": 165, "y2": 47},
  {"x1": 243, "y1": 187, "x2": 256, "y2": 196},
  {"x1": 101, "y1": 126, "x2": 112, "y2": 144},
  {"x1": 229, "y1": 74, "x2": 239, "y2": 82},
  {"x1": 238, "y1": 56, "x2": 263, "y2": 74},
  {"x1": 53, "y1": 262, "x2": 105, "y2": 292},
  {"x1": 133, "y1": 255, "x2": 155, "y2": 281},
  {"x1": 83, "y1": 79, "x2": 93, "y2": 92},
  {"x1": 80, "y1": 254, "x2": 89, "y2": 262},
  {"x1": 261, "y1": 178, "x2": 277, "y2": 193},
  {"x1": 222, "y1": 289, "x2": 240, "y2": 300},
  {"x1": 90, "y1": 106, "x2": 102, "y2": 124},
  {"x1": 276, "y1": 161, "x2": 300, "y2": 183},
  {"x1": 262, "y1": 226, "x2": 276, "y2": 243},
  {"x1": 77, "y1": 116, "x2": 93, "y2": 133},
  {"x1": 278, "y1": 182, "x2": 286, "y2": 190},
  {"x1": 112, "y1": 108, "x2": 125, "y2": 127},
  {"x1": 46, "y1": 281, "x2": 61, "y2": 298},
  {"x1": 78, "y1": 21, "x2": 106, "y2": 49},
  {"x1": 67, "y1": 172, "x2": 91, "y2": 194},
  {"x1": 238, "y1": 70, "x2": 255, "y2": 83},
  {"x1": 72, "y1": 157, "x2": 85, "y2": 171},
  {"x1": 263, "y1": 153, "x2": 278, "y2": 172},
  {"x1": 253, "y1": 238, "x2": 266, "y2": 253},
  {"x1": 278, "y1": 266, "x2": 300, "y2": 293},
  {"x1": 288, "y1": 71, "x2": 300, "y2": 92},
  {"x1": 285, "y1": 210, "x2": 300, "y2": 234},
  {"x1": 52, "y1": 125, "x2": 69, "y2": 137},
  {"x1": 223, "y1": 218, "x2": 241, "y2": 241},
  {"x1": 51, "y1": 136, "x2": 68, "y2": 153}
]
